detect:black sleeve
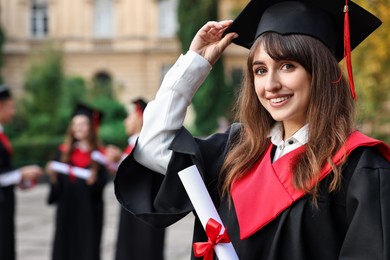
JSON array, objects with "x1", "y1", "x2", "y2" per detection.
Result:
[
  {"x1": 0, "y1": 142, "x2": 14, "y2": 174},
  {"x1": 339, "y1": 147, "x2": 390, "y2": 259},
  {"x1": 47, "y1": 149, "x2": 63, "y2": 205},
  {"x1": 90, "y1": 165, "x2": 110, "y2": 200},
  {"x1": 114, "y1": 124, "x2": 240, "y2": 228}
]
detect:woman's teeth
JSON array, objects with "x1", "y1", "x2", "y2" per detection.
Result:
[{"x1": 271, "y1": 96, "x2": 290, "y2": 103}]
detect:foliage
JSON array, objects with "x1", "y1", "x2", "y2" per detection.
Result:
[
  {"x1": 86, "y1": 95, "x2": 127, "y2": 148},
  {"x1": 6, "y1": 46, "x2": 128, "y2": 167},
  {"x1": 226, "y1": 0, "x2": 248, "y2": 16},
  {"x1": 192, "y1": 61, "x2": 235, "y2": 135},
  {"x1": 20, "y1": 47, "x2": 64, "y2": 137},
  {"x1": 11, "y1": 136, "x2": 63, "y2": 167},
  {"x1": 177, "y1": 0, "x2": 235, "y2": 135},
  {"x1": 353, "y1": 0, "x2": 390, "y2": 138}
]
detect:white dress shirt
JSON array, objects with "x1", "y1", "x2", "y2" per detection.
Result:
[
  {"x1": 269, "y1": 122, "x2": 309, "y2": 162},
  {"x1": 134, "y1": 51, "x2": 211, "y2": 174}
]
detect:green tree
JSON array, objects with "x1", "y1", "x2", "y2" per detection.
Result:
[
  {"x1": 7, "y1": 45, "x2": 127, "y2": 166},
  {"x1": 21, "y1": 47, "x2": 64, "y2": 136},
  {"x1": 5, "y1": 46, "x2": 64, "y2": 166},
  {"x1": 178, "y1": 0, "x2": 234, "y2": 135},
  {"x1": 353, "y1": 0, "x2": 390, "y2": 141},
  {"x1": 85, "y1": 72, "x2": 127, "y2": 146},
  {"x1": 56, "y1": 76, "x2": 89, "y2": 132}
]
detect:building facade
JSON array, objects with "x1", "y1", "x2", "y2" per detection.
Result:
[{"x1": 0, "y1": 0, "x2": 247, "y2": 105}]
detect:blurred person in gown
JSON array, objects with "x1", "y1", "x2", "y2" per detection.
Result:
[
  {"x1": 107, "y1": 98, "x2": 166, "y2": 260},
  {"x1": 46, "y1": 103, "x2": 109, "y2": 260},
  {"x1": 0, "y1": 84, "x2": 43, "y2": 260}
]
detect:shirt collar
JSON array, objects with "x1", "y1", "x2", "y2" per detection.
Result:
[{"x1": 268, "y1": 122, "x2": 309, "y2": 146}]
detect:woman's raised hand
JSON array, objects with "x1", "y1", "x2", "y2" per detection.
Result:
[{"x1": 189, "y1": 20, "x2": 238, "y2": 65}]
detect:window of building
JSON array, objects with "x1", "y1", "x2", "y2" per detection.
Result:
[
  {"x1": 93, "y1": 71, "x2": 113, "y2": 97},
  {"x1": 94, "y1": 0, "x2": 114, "y2": 38},
  {"x1": 31, "y1": 0, "x2": 48, "y2": 38},
  {"x1": 158, "y1": 0, "x2": 178, "y2": 37},
  {"x1": 94, "y1": 71, "x2": 112, "y2": 85}
]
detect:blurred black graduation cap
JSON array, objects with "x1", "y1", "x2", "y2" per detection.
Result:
[
  {"x1": 0, "y1": 84, "x2": 12, "y2": 100},
  {"x1": 223, "y1": 0, "x2": 381, "y2": 62},
  {"x1": 132, "y1": 98, "x2": 147, "y2": 114},
  {"x1": 72, "y1": 103, "x2": 104, "y2": 129}
]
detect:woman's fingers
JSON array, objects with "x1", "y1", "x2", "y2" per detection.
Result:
[{"x1": 190, "y1": 20, "x2": 237, "y2": 63}]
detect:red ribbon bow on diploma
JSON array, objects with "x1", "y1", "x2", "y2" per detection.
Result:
[{"x1": 193, "y1": 218, "x2": 231, "y2": 260}]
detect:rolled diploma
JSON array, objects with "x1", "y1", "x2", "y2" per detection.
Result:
[
  {"x1": 91, "y1": 150, "x2": 122, "y2": 170},
  {"x1": 178, "y1": 165, "x2": 239, "y2": 260},
  {"x1": 49, "y1": 161, "x2": 92, "y2": 180},
  {"x1": 91, "y1": 150, "x2": 109, "y2": 165}
]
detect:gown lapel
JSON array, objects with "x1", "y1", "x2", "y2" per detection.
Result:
[{"x1": 231, "y1": 131, "x2": 390, "y2": 239}]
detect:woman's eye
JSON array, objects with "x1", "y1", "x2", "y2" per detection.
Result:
[
  {"x1": 255, "y1": 67, "x2": 267, "y2": 75},
  {"x1": 282, "y1": 63, "x2": 294, "y2": 70}
]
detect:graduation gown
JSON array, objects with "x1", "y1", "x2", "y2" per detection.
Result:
[
  {"x1": 115, "y1": 124, "x2": 390, "y2": 260},
  {"x1": 48, "y1": 146, "x2": 109, "y2": 260},
  {"x1": 0, "y1": 133, "x2": 16, "y2": 260},
  {"x1": 115, "y1": 143, "x2": 166, "y2": 260}
]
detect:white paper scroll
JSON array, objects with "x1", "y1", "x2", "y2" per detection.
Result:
[
  {"x1": 48, "y1": 161, "x2": 92, "y2": 180},
  {"x1": 0, "y1": 170, "x2": 22, "y2": 187},
  {"x1": 178, "y1": 165, "x2": 239, "y2": 260},
  {"x1": 91, "y1": 150, "x2": 109, "y2": 165},
  {"x1": 91, "y1": 150, "x2": 122, "y2": 171}
]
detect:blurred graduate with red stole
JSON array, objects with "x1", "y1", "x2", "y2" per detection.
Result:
[
  {"x1": 0, "y1": 84, "x2": 43, "y2": 260},
  {"x1": 46, "y1": 103, "x2": 109, "y2": 260},
  {"x1": 113, "y1": 98, "x2": 166, "y2": 260}
]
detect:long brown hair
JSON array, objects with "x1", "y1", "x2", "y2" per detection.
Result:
[{"x1": 221, "y1": 32, "x2": 355, "y2": 199}]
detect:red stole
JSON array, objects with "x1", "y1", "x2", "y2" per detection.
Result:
[
  {"x1": 70, "y1": 148, "x2": 92, "y2": 167},
  {"x1": 60, "y1": 144, "x2": 93, "y2": 182},
  {"x1": 0, "y1": 132, "x2": 13, "y2": 154},
  {"x1": 123, "y1": 144, "x2": 134, "y2": 156},
  {"x1": 231, "y1": 131, "x2": 390, "y2": 239}
]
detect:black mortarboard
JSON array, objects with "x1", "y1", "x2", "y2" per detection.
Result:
[
  {"x1": 0, "y1": 84, "x2": 12, "y2": 100},
  {"x1": 72, "y1": 103, "x2": 104, "y2": 129},
  {"x1": 224, "y1": 0, "x2": 381, "y2": 62},
  {"x1": 132, "y1": 98, "x2": 147, "y2": 115}
]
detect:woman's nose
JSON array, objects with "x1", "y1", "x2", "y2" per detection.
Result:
[{"x1": 264, "y1": 72, "x2": 282, "y2": 92}]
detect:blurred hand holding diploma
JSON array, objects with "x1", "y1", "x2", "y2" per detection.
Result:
[{"x1": 178, "y1": 165, "x2": 239, "y2": 260}]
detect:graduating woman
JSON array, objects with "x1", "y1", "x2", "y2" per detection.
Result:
[
  {"x1": 115, "y1": 0, "x2": 390, "y2": 259},
  {"x1": 46, "y1": 103, "x2": 109, "y2": 260}
]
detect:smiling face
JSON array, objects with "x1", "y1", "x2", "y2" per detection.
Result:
[{"x1": 253, "y1": 43, "x2": 311, "y2": 137}]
